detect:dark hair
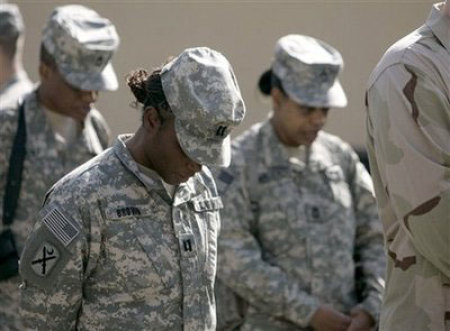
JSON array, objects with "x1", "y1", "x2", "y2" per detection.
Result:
[
  {"x1": 258, "y1": 69, "x2": 286, "y2": 96},
  {"x1": 39, "y1": 43, "x2": 57, "y2": 69},
  {"x1": 126, "y1": 68, "x2": 172, "y2": 123}
]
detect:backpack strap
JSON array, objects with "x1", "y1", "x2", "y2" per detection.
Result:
[{"x1": 2, "y1": 102, "x2": 27, "y2": 226}]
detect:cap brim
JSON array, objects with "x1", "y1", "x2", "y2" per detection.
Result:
[
  {"x1": 286, "y1": 78, "x2": 347, "y2": 109},
  {"x1": 174, "y1": 118, "x2": 231, "y2": 167},
  {"x1": 325, "y1": 79, "x2": 347, "y2": 108},
  {"x1": 60, "y1": 62, "x2": 118, "y2": 92}
]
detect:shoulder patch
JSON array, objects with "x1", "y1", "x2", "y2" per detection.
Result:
[
  {"x1": 42, "y1": 208, "x2": 80, "y2": 247},
  {"x1": 30, "y1": 242, "x2": 60, "y2": 277}
]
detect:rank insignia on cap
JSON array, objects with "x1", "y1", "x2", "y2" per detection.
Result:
[
  {"x1": 31, "y1": 242, "x2": 59, "y2": 277},
  {"x1": 215, "y1": 125, "x2": 229, "y2": 137},
  {"x1": 42, "y1": 208, "x2": 79, "y2": 247}
]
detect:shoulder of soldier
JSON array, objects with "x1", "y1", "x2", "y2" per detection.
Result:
[
  {"x1": 367, "y1": 25, "x2": 430, "y2": 89},
  {"x1": 232, "y1": 121, "x2": 264, "y2": 149},
  {"x1": 46, "y1": 149, "x2": 115, "y2": 205},
  {"x1": 213, "y1": 122, "x2": 267, "y2": 195},
  {"x1": 231, "y1": 121, "x2": 266, "y2": 166},
  {"x1": 316, "y1": 131, "x2": 354, "y2": 156},
  {"x1": 315, "y1": 131, "x2": 360, "y2": 173}
]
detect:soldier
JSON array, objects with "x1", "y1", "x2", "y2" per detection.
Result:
[
  {"x1": 0, "y1": 5, "x2": 119, "y2": 330},
  {"x1": 0, "y1": 3, "x2": 33, "y2": 109},
  {"x1": 215, "y1": 35, "x2": 385, "y2": 331},
  {"x1": 366, "y1": 1, "x2": 449, "y2": 330},
  {"x1": 19, "y1": 47, "x2": 245, "y2": 330}
]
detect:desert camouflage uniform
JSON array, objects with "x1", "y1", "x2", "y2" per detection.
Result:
[
  {"x1": 366, "y1": 3, "x2": 450, "y2": 330},
  {"x1": 0, "y1": 89, "x2": 110, "y2": 330},
  {"x1": 19, "y1": 134, "x2": 222, "y2": 331},
  {"x1": 0, "y1": 70, "x2": 33, "y2": 110},
  {"x1": 215, "y1": 120, "x2": 385, "y2": 330}
]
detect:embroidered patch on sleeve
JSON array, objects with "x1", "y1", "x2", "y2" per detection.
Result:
[
  {"x1": 42, "y1": 208, "x2": 80, "y2": 247},
  {"x1": 31, "y1": 242, "x2": 59, "y2": 277}
]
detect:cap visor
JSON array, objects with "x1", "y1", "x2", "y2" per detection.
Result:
[
  {"x1": 61, "y1": 62, "x2": 118, "y2": 92},
  {"x1": 325, "y1": 80, "x2": 347, "y2": 108},
  {"x1": 286, "y1": 79, "x2": 347, "y2": 108},
  {"x1": 174, "y1": 119, "x2": 231, "y2": 167}
]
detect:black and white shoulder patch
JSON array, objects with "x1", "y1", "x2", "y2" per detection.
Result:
[{"x1": 30, "y1": 242, "x2": 60, "y2": 277}]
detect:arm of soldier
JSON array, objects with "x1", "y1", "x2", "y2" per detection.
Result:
[
  {"x1": 347, "y1": 150, "x2": 385, "y2": 323},
  {"x1": 19, "y1": 200, "x2": 86, "y2": 330},
  {"x1": 367, "y1": 63, "x2": 450, "y2": 278},
  {"x1": 216, "y1": 166, "x2": 321, "y2": 328}
]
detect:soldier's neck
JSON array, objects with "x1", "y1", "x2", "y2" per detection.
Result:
[{"x1": 0, "y1": 55, "x2": 19, "y2": 88}]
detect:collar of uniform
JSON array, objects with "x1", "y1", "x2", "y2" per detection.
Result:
[
  {"x1": 260, "y1": 123, "x2": 334, "y2": 174},
  {"x1": 306, "y1": 132, "x2": 335, "y2": 172},
  {"x1": 426, "y1": 2, "x2": 450, "y2": 54},
  {"x1": 173, "y1": 180, "x2": 197, "y2": 206},
  {"x1": 113, "y1": 134, "x2": 197, "y2": 205},
  {"x1": 261, "y1": 120, "x2": 291, "y2": 169},
  {"x1": 113, "y1": 134, "x2": 164, "y2": 193},
  {"x1": 261, "y1": 120, "x2": 332, "y2": 172}
]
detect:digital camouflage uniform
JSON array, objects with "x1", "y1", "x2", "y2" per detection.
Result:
[
  {"x1": 216, "y1": 120, "x2": 385, "y2": 330},
  {"x1": 19, "y1": 46, "x2": 245, "y2": 331},
  {"x1": 1, "y1": 5, "x2": 118, "y2": 329},
  {"x1": 0, "y1": 90, "x2": 110, "y2": 330},
  {"x1": 19, "y1": 135, "x2": 223, "y2": 330},
  {"x1": 0, "y1": 70, "x2": 33, "y2": 110},
  {"x1": 366, "y1": 3, "x2": 450, "y2": 330}
]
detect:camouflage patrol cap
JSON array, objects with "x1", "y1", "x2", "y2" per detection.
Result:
[
  {"x1": 42, "y1": 5, "x2": 119, "y2": 91},
  {"x1": 161, "y1": 47, "x2": 245, "y2": 167},
  {"x1": 272, "y1": 34, "x2": 347, "y2": 108},
  {"x1": 0, "y1": 4, "x2": 24, "y2": 41}
]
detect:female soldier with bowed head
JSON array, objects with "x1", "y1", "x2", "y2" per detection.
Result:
[
  {"x1": 18, "y1": 47, "x2": 245, "y2": 331},
  {"x1": 214, "y1": 35, "x2": 385, "y2": 331}
]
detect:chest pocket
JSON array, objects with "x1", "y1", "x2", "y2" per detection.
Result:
[
  {"x1": 101, "y1": 203, "x2": 180, "y2": 300},
  {"x1": 255, "y1": 177, "x2": 304, "y2": 258},
  {"x1": 324, "y1": 165, "x2": 352, "y2": 208},
  {"x1": 303, "y1": 165, "x2": 352, "y2": 224},
  {"x1": 189, "y1": 196, "x2": 223, "y2": 285}
]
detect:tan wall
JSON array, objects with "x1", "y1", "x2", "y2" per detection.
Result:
[{"x1": 15, "y1": 0, "x2": 434, "y2": 147}]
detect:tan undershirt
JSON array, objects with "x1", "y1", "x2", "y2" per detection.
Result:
[
  {"x1": 44, "y1": 108, "x2": 82, "y2": 149},
  {"x1": 286, "y1": 144, "x2": 309, "y2": 166},
  {"x1": 137, "y1": 164, "x2": 176, "y2": 198}
]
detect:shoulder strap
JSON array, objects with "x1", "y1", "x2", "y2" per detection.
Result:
[{"x1": 2, "y1": 102, "x2": 27, "y2": 226}]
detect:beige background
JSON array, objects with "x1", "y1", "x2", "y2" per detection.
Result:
[{"x1": 15, "y1": 0, "x2": 435, "y2": 148}]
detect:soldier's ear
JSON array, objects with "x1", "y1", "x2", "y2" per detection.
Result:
[
  {"x1": 142, "y1": 107, "x2": 162, "y2": 132},
  {"x1": 39, "y1": 62, "x2": 52, "y2": 81},
  {"x1": 271, "y1": 87, "x2": 285, "y2": 112}
]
